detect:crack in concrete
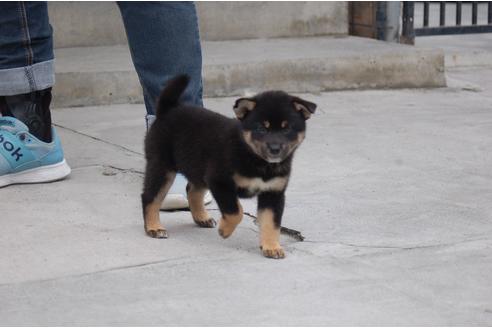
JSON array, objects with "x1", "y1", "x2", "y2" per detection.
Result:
[
  {"x1": 71, "y1": 164, "x2": 144, "y2": 175},
  {"x1": 54, "y1": 123, "x2": 143, "y2": 156},
  {"x1": 208, "y1": 208, "x2": 305, "y2": 242},
  {"x1": 0, "y1": 255, "x2": 245, "y2": 288},
  {"x1": 301, "y1": 237, "x2": 490, "y2": 251},
  {"x1": 0, "y1": 257, "x2": 183, "y2": 288}
]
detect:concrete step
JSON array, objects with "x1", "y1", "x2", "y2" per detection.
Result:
[
  {"x1": 416, "y1": 34, "x2": 492, "y2": 68},
  {"x1": 52, "y1": 36, "x2": 445, "y2": 108},
  {"x1": 48, "y1": 2, "x2": 348, "y2": 48}
]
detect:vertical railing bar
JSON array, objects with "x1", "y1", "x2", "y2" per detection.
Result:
[
  {"x1": 488, "y1": 2, "x2": 492, "y2": 24},
  {"x1": 424, "y1": 2, "x2": 429, "y2": 27},
  {"x1": 375, "y1": 2, "x2": 387, "y2": 41},
  {"x1": 440, "y1": 1, "x2": 446, "y2": 26},
  {"x1": 401, "y1": 2, "x2": 415, "y2": 45},
  {"x1": 456, "y1": 2, "x2": 462, "y2": 25},
  {"x1": 472, "y1": 2, "x2": 478, "y2": 25}
]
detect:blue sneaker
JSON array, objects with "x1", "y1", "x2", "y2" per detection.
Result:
[{"x1": 0, "y1": 116, "x2": 71, "y2": 187}]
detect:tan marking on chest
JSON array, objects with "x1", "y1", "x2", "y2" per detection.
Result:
[{"x1": 233, "y1": 174, "x2": 288, "y2": 192}]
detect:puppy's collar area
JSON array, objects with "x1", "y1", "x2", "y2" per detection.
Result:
[
  {"x1": 265, "y1": 157, "x2": 283, "y2": 164},
  {"x1": 233, "y1": 173, "x2": 288, "y2": 193}
]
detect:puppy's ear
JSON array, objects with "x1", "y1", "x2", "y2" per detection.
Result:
[
  {"x1": 233, "y1": 98, "x2": 256, "y2": 119},
  {"x1": 293, "y1": 97, "x2": 317, "y2": 120}
]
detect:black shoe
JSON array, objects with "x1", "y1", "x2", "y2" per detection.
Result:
[{"x1": 0, "y1": 88, "x2": 53, "y2": 143}]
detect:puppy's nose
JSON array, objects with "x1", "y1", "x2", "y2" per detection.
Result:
[{"x1": 267, "y1": 143, "x2": 282, "y2": 155}]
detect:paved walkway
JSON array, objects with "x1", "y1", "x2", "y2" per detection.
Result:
[{"x1": 1, "y1": 66, "x2": 492, "y2": 325}]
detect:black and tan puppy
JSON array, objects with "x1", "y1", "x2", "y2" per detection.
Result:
[{"x1": 142, "y1": 75, "x2": 316, "y2": 259}]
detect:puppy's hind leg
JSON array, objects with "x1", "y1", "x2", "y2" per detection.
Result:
[
  {"x1": 141, "y1": 160, "x2": 176, "y2": 238},
  {"x1": 187, "y1": 183, "x2": 216, "y2": 228}
]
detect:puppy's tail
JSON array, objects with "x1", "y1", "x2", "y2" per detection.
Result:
[{"x1": 156, "y1": 74, "x2": 190, "y2": 118}]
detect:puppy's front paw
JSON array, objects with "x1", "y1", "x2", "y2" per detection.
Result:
[
  {"x1": 218, "y1": 218, "x2": 238, "y2": 239},
  {"x1": 217, "y1": 212, "x2": 242, "y2": 239},
  {"x1": 193, "y1": 217, "x2": 217, "y2": 228},
  {"x1": 260, "y1": 244, "x2": 285, "y2": 259},
  {"x1": 146, "y1": 228, "x2": 168, "y2": 239}
]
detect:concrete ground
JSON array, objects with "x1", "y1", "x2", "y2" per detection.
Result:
[{"x1": 2, "y1": 58, "x2": 492, "y2": 325}]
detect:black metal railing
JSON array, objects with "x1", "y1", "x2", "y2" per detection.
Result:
[{"x1": 414, "y1": 1, "x2": 492, "y2": 36}]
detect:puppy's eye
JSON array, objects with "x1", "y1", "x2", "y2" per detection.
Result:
[
  {"x1": 254, "y1": 123, "x2": 267, "y2": 134},
  {"x1": 280, "y1": 120, "x2": 292, "y2": 134}
]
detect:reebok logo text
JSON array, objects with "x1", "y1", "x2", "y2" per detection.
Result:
[{"x1": 0, "y1": 134, "x2": 23, "y2": 162}]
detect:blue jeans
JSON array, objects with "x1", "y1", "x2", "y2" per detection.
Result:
[{"x1": 0, "y1": 1, "x2": 203, "y2": 124}]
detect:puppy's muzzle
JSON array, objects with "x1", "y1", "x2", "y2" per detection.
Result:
[
  {"x1": 267, "y1": 142, "x2": 283, "y2": 156},
  {"x1": 264, "y1": 142, "x2": 288, "y2": 163}
]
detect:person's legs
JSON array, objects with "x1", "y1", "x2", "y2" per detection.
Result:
[
  {"x1": 0, "y1": 2, "x2": 54, "y2": 96},
  {"x1": 117, "y1": 1, "x2": 203, "y2": 127},
  {"x1": 118, "y1": 1, "x2": 208, "y2": 210},
  {"x1": 0, "y1": 1, "x2": 54, "y2": 142},
  {"x1": 0, "y1": 2, "x2": 70, "y2": 187}
]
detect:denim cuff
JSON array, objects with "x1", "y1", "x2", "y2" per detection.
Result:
[{"x1": 0, "y1": 59, "x2": 55, "y2": 95}]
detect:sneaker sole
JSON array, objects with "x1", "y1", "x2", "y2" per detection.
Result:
[
  {"x1": 160, "y1": 191, "x2": 213, "y2": 211},
  {"x1": 0, "y1": 159, "x2": 71, "y2": 188}
]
